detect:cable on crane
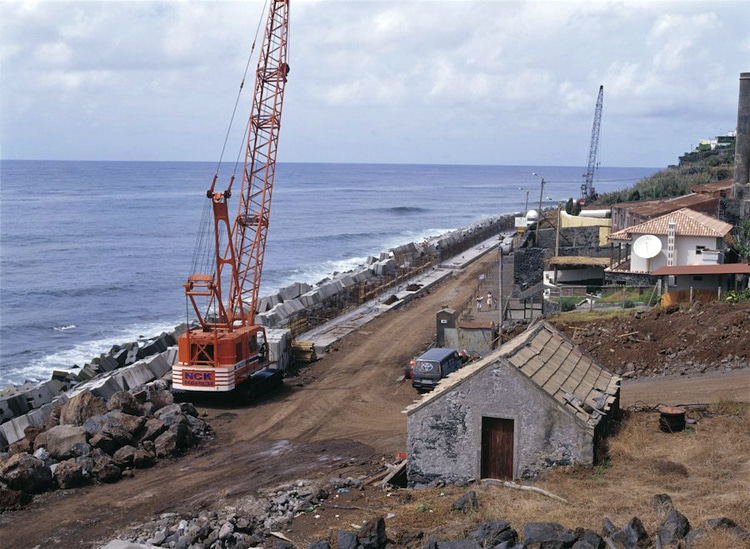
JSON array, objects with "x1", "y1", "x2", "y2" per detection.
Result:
[
  {"x1": 215, "y1": 0, "x2": 269, "y2": 178},
  {"x1": 187, "y1": 0, "x2": 270, "y2": 319}
]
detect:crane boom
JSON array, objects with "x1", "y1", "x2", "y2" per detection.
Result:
[
  {"x1": 174, "y1": 0, "x2": 290, "y2": 394},
  {"x1": 581, "y1": 85, "x2": 603, "y2": 202},
  {"x1": 233, "y1": 1, "x2": 289, "y2": 325}
]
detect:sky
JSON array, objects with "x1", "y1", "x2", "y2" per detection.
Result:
[{"x1": 1, "y1": 0, "x2": 748, "y2": 168}]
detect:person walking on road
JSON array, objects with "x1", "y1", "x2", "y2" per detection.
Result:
[
  {"x1": 476, "y1": 293, "x2": 482, "y2": 311},
  {"x1": 487, "y1": 291, "x2": 494, "y2": 310}
]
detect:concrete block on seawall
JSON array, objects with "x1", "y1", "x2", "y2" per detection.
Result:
[
  {"x1": 352, "y1": 269, "x2": 373, "y2": 283},
  {"x1": 299, "y1": 290, "x2": 322, "y2": 308},
  {"x1": 279, "y1": 282, "x2": 311, "y2": 301},
  {"x1": 136, "y1": 334, "x2": 170, "y2": 360},
  {"x1": 94, "y1": 354, "x2": 119, "y2": 373},
  {"x1": 20, "y1": 379, "x2": 62, "y2": 410},
  {"x1": 142, "y1": 352, "x2": 172, "y2": 379},
  {"x1": 257, "y1": 294, "x2": 281, "y2": 313},
  {"x1": 0, "y1": 407, "x2": 48, "y2": 446},
  {"x1": 118, "y1": 362, "x2": 156, "y2": 391},
  {"x1": 0, "y1": 415, "x2": 28, "y2": 447},
  {"x1": 0, "y1": 393, "x2": 30, "y2": 423},
  {"x1": 164, "y1": 346, "x2": 178, "y2": 366},
  {"x1": 318, "y1": 279, "x2": 346, "y2": 299},
  {"x1": 284, "y1": 298, "x2": 306, "y2": 314},
  {"x1": 265, "y1": 328, "x2": 291, "y2": 372},
  {"x1": 87, "y1": 374, "x2": 125, "y2": 401},
  {"x1": 26, "y1": 403, "x2": 53, "y2": 430},
  {"x1": 76, "y1": 363, "x2": 99, "y2": 382},
  {"x1": 336, "y1": 274, "x2": 356, "y2": 288},
  {"x1": 256, "y1": 309, "x2": 282, "y2": 327}
]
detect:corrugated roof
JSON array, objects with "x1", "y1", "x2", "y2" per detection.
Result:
[
  {"x1": 652, "y1": 264, "x2": 750, "y2": 276},
  {"x1": 609, "y1": 208, "x2": 733, "y2": 241},
  {"x1": 614, "y1": 193, "x2": 716, "y2": 218},
  {"x1": 690, "y1": 179, "x2": 734, "y2": 194},
  {"x1": 405, "y1": 322, "x2": 620, "y2": 429}
]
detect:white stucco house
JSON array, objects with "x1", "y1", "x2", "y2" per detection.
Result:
[{"x1": 608, "y1": 208, "x2": 733, "y2": 274}]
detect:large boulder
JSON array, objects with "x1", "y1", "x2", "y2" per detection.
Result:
[
  {"x1": 155, "y1": 404, "x2": 190, "y2": 427},
  {"x1": 337, "y1": 531, "x2": 359, "y2": 549},
  {"x1": 107, "y1": 391, "x2": 144, "y2": 416},
  {"x1": 0, "y1": 485, "x2": 32, "y2": 511},
  {"x1": 138, "y1": 418, "x2": 168, "y2": 442},
  {"x1": 571, "y1": 529, "x2": 605, "y2": 549},
  {"x1": 91, "y1": 449, "x2": 122, "y2": 483},
  {"x1": 358, "y1": 517, "x2": 387, "y2": 549},
  {"x1": 53, "y1": 458, "x2": 88, "y2": 489},
  {"x1": 607, "y1": 517, "x2": 651, "y2": 549},
  {"x1": 656, "y1": 509, "x2": 690, "y2": 547},
  {"x1": 59, "y1": 391, "x2": 107, "y2": 426},
  {"x1": 452, "y1": 490, "x2": 479, "y2": 512},
  {"x1": 522, "y1": 522, "x2": 577, "y2": 549},
  {"x1": 467, "y1": 521, "x2": 517, "y2": 547},
  {"x1": 111, "y1": 445, "x2": 154, "y2": 469},
  {"x1": 154, "y1": 423, "x2": 192, "y2": 458},
  {"x1": 39, "y1": 424, "x2": 89, "y2": 461},
  {"x1": 0, "y1": 453, "x2": 53, "y2": 493},
  {"x1": 147, "y1": 387, "x2": 173, "y2": 412},
  {"x1": 84, "y1": 411, "x2": 145, "y2": 453}
]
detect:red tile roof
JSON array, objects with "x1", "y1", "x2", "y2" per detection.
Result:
[{"x1": 609, "y1": 208, "x2": 733, "y2": 240}]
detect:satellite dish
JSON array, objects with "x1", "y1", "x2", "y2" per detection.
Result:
[{"x1": 633, "y1": 234, "x2": 662, "y2": 259}]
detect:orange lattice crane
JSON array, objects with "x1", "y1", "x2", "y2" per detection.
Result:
[{"x1": 173, "y1": 0, "x2": 290, "y2": 394}]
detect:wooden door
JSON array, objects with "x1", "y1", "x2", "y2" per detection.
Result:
[{"x1": 481, "y1": 417, "x2": 514, "y2": 480}]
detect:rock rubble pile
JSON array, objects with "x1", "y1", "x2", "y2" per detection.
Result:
[
  {"x1": 116, "y1": 479, "x2": 330, "y2": 548},
  {"x1": 0, "y1": 380, "x2": 211, "y2": 510}
]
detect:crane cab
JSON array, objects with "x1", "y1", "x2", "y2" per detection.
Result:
[{"x1": 173, "y1": 325, "x2": 268, "y2": 392}]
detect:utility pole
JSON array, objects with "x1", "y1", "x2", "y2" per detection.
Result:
[
  {"x1": 498, "y1": 247, "x2": 503, "y2": 327},
  {"x1": 535, "y1": 176, "x2": 545, "y2": 246}
]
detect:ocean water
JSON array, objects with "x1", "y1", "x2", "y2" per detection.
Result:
[{"x1": 0, "y1": 161, "x2": 658, "y2": 386}]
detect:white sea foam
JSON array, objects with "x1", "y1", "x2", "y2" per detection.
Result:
[
  {"x1": 269, "y1": 227, "x2": 456, "y2": 293},
  {"x1": 52, "y1": 324, "x2": 77, "y2": 331},
  {"x1": 9, "y1": 320, "x2": 180, "y2": 385}
]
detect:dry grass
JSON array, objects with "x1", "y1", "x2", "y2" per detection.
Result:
[
  {"x1": 329, "y1": 406, "x2": 750, "y2": 547},
  {"x1": 556, "y1": 308, "x2": 634, "y2": 323}
]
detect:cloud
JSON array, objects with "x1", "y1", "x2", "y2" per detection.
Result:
[{"x1": 1, "y1": 0, "x2": 748, "y2": 167}]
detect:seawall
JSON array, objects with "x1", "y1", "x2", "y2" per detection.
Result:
[{"x1": 0, "y1": 213, "x2": 517, "y2": 449}]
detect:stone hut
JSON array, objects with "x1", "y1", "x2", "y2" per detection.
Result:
[{"x1": 405, "y1": 321, "x2": 620, "y2": 483}]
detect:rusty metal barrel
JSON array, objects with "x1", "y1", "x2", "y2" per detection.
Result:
[{"x1": 658, "y1": 405, "x2": 686, "y2": 433}]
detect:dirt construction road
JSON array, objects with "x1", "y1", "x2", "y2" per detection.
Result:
[{"x1": 2, "y1": 255, "x2": 748, "y2": 548}]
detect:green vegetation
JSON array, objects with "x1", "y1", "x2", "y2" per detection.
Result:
[
  {"x1": 722, "y1": 289, "x2": 750, "y2": 303},
  {"x1": 598, "y1": 288, "x2": 648, "y2": 304},
  {"x1": 731, "y1": 219, "x2": 750, "y2": 262},
  {"x1": 565, "y1": 198, "x2": 582, "y2": 216},
  {"x1": 558, "y1": 296, "x2": 580, "y2": 312},
  {"x1": 592, "y1": 144, "x2": 734, "y2": 206},
  {"x1": 597, "y1": 168, "x2": 716, "y2": 205}
]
